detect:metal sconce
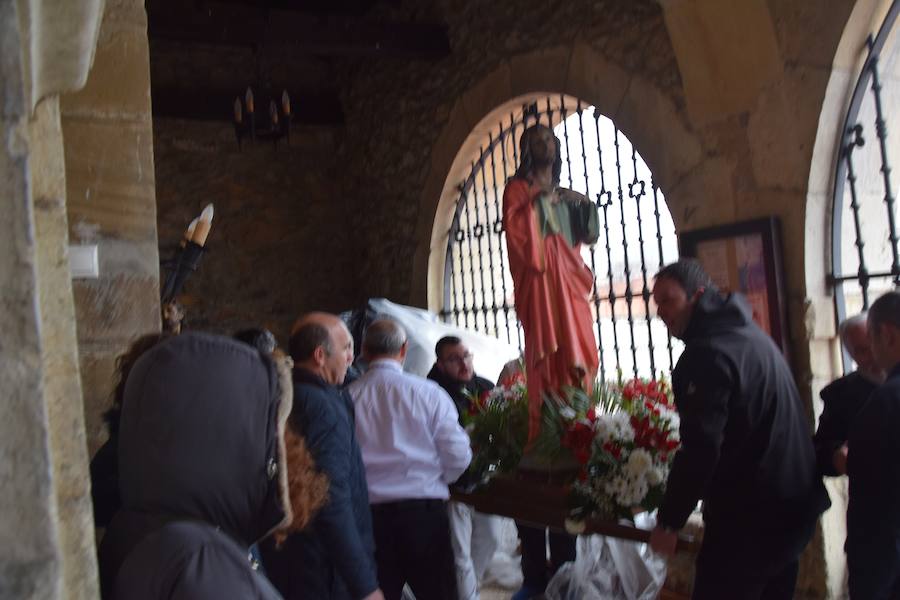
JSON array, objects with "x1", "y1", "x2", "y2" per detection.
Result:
[{"x1": 233, "y1": 87, "x2": 291, "y2": 149}]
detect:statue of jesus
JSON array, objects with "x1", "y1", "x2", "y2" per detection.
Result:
[{"x1": 502, "y1": 124, "x2": 600, "y2": 440}]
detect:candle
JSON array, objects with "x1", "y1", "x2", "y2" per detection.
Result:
[
  {"x1": 190, "y1": 204, "x2": 215, "y2": 247},
  {"x1": 245, "y1": 87, "x2": 255, "y2": 114},
  {"x1": 269, "y1": 100, "x2": 279, "y2": 125},
  {"x1": 181, "y1": 217, "x2": 199, "y2": 247},
  {"x1": 282, "y1": 90, "x2": 291, "y2": 116},
  {"x1": 233, "y1": 97, "x2": 242, "y2": 123}
]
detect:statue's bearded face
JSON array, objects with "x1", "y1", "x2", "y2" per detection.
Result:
[{"x1": 528, "y1": 126, "x2": 557, "y2": 167}]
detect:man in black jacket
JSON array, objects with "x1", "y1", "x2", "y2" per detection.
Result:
[
  {"x1": 814, "y1": 313, "x2": 884, "y2": 476},
  {"x1": 648, "y1": 259, "x2": 829, "y2": 600},
  {"x1": 427, "y1": 336, "x2": 501, "y2": 600},
  {"x1": 847, "y1": 291, "x2": 900, "y2": 598},
  {"x1": 261, "y1": 313, "x2": 384, "y2": 600}
]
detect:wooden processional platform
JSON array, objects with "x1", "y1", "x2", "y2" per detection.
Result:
[{"x1": 451, "y1": 474, "x2": 700, "y2": 553}]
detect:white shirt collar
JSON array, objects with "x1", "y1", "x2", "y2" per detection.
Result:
[{"x1": 369, "y1": 358, "x2": 403, "y2": 371}]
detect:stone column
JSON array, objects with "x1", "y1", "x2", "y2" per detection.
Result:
[
  {"x1": 31, "y1": 96, "x2": 100, "y2": 600},
  {"x1": 61, "y1": 0, "x2": 161, "y2": 458},
  {"x1": 0, "y1": 3, "x2": 64, "y2": 594},
  {"x1": 1, "y1": 0, "x2": 104, "y2": 597}
]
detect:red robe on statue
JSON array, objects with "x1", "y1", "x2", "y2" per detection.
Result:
[{"x1": 503, "y1": 177, "x2": 599, "y2": 440}]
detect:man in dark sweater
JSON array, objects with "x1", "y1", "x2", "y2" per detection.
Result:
[
  {"x1": 427, "y1": 336, "x2": 501, "y2": 600},
  {"x1": 261, "y1": 313, "x2": 384, "y2": 600},
  {"x1": 847, "y1": 291, "x2": 900, "y2": 599},
  {"x1": 648, "y1": 259, "x2": 829, "y2": 600},
  {"x1": 426, "y1": 336, "x2": 494, "y2": 419},
  {"x1": 814, "y1": 313, "x2": 884, "y2": 476}
]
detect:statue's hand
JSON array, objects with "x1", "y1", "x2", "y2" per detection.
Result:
[
  {"x1": 558, "y1": 188, "x2": 588, "y2": 205},
  {"x1": 570, "y1": 364, "x2": 588, "y2": 384}
]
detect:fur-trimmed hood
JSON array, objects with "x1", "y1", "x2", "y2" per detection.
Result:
[{"x1": 116, "y1": 332, "x2": 294, "y2": 544}]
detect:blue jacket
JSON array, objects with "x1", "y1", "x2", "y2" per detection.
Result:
[{"x1": 261, "y1": 368, "x2": 378, "y2": 599}]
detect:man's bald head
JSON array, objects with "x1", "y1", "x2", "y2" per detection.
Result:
[
  {"x1": 290, "y1": 311, "x2": 344, "y2": 336},
  {"x1": 362, "y1": 318, "x2": 408, "y2": 362},
  {"x1": 839, "y1": 312, "x2": 883, "y2": 381},
  {"x1": 289, "y1": 312, "x2": 354, "y2": 385}
]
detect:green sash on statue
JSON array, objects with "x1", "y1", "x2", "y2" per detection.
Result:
[{"x1": 536, "y1": 190, "x2": 600, "y2": 247}]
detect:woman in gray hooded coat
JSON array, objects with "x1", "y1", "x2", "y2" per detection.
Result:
[{"x1": 98, "y1": 332, "x2": 327, "y2": 599}]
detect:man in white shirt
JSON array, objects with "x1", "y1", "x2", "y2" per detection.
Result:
[{"x1": 349, "y1": 318, "x2": 472, "y2": 600}]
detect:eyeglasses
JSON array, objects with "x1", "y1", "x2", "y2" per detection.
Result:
[{"x1": 441, "y1": 352, "x2": 473, "y2": 365}]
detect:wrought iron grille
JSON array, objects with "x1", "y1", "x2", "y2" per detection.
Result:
[
  {"x1": 832, "y1": 0, "x2": 900, "y2": 370},
  {"x1": 439, "y1": 95, "x2": 681, "y2": 380}
]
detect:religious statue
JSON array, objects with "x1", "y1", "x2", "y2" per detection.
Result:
[{"x1": 503, "y1": 124, "x2": 600, "y2": 440}]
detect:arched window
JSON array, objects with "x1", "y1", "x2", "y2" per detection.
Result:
[
  {"x1": 831, "y1": 3, "x2": 900, "y2": 370},
  {"x1": 434, "y1": 94, "x2": 681, "y2": 380}
]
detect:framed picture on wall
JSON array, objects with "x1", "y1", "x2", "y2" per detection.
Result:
[{"x1": 678, "y1": 216, "x2": 790, "y2": 355}]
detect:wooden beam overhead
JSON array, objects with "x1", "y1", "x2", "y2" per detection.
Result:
[
  {"x1": 147, "y1": 1, "x2": 450, "y2": 59},
  {"x1": 182, "y1": 0, "x2": 395, "y2": 16}
]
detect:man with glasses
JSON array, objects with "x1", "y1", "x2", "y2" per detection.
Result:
[
  {"x1": 428, "y1": 336, "x2": 502, "y2": 600},
  {"x1": 427, "y1": 336, "x2": 493, "y2": 422}
]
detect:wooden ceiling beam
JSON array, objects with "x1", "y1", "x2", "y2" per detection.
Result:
[{"x1": 147, "y1": 1, "x2": 450, "y2": 59}]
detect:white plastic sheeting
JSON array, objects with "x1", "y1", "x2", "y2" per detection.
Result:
[
  {"x1": 545, "y1": 513, "x2": 667, "y2": 600},
  {"x1": 364, "y1": 298, "x2": 521, "y2": 381}
]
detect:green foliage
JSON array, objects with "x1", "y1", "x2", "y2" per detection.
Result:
[{"x1": 465, "y1": 385, "x2": 529, "y2": 482}]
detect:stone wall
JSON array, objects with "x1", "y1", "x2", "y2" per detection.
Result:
[
  {"x1": 339, "y1": 0, "x2": 683, "y2": 308},
  {"x1": 61, "y1": 0, "x2": 161, "y2": 456},
  {"x1": 0, "y1": 5, "x2": 64, "y2": 590},
  {"x1": 152, "y1": 119, "x2": 348, "y2": 344},
  {"x1": 1, "y1": 0, "x2": 104, "y2": 597}
]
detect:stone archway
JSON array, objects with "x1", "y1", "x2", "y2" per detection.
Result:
[
  {"x1": 410, "y1": 41, "x2": 704, "y2": 311},
  {"x1": 804, "y1": 0, "x2": 897, "y2": 595}
]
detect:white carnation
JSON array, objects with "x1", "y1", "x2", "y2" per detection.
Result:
[
  {"x1": 604, "y1": 475, "x2": 627, "y2": 497},
  {"x1": 617, "y1": 475, "x2": 649, "y2": 507},
  {"x1": 596, "y1": 412, "x2": 634, "y2": 443},
  {"x1": 647, "y1": 466, "x2": 667, "y2": 486},
  {"x1": 658, "y1": 406, "x2": 680, "y2": 430},
  {"x1": 625, "y1": 448, "x2": 652, "y2": 478}
]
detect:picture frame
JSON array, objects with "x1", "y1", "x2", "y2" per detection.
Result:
[{"x1": 678, "y1": 216, "x2": 790, "y2": 355}]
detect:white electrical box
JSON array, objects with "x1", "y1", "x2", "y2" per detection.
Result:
[{"x1": 69, "y1": 244, "x2": 99, "y2": 279}]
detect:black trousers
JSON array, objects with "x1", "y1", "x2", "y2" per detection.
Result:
[
  {"x1": 692, "y1": 555, "x2": 799, "y2": 600},
  {"x1": 515, "y1": 522, "x2": 576, "y2": 591},
  {"x1": 370, "y1": 499, "x2": 457, "y2": 600},
  {"x1": 848, "y1": 541, "x2": 900, "y2": 600}
]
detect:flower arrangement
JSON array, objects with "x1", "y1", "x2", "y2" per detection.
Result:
[
  {"x1": 464, "y1": 373, "x2": 681, "y2": 522},
  {"x1": 463, "y1": 370, "x2": 530, "y2": 482},
  {"x1": 570, "y1": 378, "x2": 680, "y2": 520}
]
